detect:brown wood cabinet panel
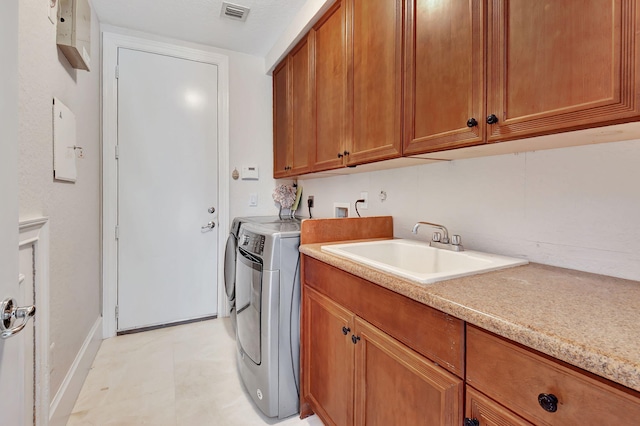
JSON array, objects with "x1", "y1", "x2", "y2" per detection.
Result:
[
  {"x1": 273, "y1": 60, "x2": 290, "y2": 178},
  {"x1": 466, "y1": 386, "x2": 534, "y2": 426},
  {"x1": 349, "y1": 0, "x2": 403, "y2": 165},
  {"x1": 487, "y1": 0, "x2": 640, "y2": 141},
  {"x1": 467, "y1": 325, "x2": 640, "y2": 425},
  {"x1": 354, "y1": 318, "x2": 463, "y2": 426},
  {"x1": 313, "y1": 0, "x2": 348, "y2": 171},
  {"x1": 303, "y1": 255, "x2": 465, "y2": 377},
  {"x1": 302, "y1": 287, "x2": 355, "y2": 425},
  {"x1": 404, "y1": 0, "x2": 485, "y2": 154},
  {"x1": 290, "y1": 35, "x2": 314, "y2": 175}
]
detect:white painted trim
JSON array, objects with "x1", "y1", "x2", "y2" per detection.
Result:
[
  {"x1": 48, "y1": 317, "x2": 102, "y2": 426},
  {"x1": 101, "y1": 31, "x2": 230, "y2": 338},
  {"x1": 18, "y1": 217, "x2": 50, "y2": 426}
]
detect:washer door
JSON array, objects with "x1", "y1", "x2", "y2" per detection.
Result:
[
  {"x1": 236, "y1": 247, "x2": 262, "y2": 365},
  {"x1": 223, "y1": 233, "x2": 237, "y2": 301}
]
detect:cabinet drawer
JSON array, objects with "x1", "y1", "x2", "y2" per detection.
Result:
[
  {"x1": 467, "y1": 325, "x2": 640, "y2": 425},
  {"x1": 303, "y1": 255, "x2": 464, "y2": 377}
]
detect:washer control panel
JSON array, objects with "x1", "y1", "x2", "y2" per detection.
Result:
[{"x1": 240, "y1": 230, "x2": 265, "y2": 256}]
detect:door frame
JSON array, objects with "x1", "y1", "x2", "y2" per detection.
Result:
[{"x1": 102, "y1": 31, "x2": 230, "y2": 338}]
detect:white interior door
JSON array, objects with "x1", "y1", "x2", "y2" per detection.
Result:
[
  {"x1": 0, "y1": 0, "x2": 27, "y2": 423},
  {"x1": 117, "y1": 48, "x2": 219, "y2": 331}
]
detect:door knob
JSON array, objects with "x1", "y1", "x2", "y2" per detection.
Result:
[
  {"x1": 208, "y1": 207, "x2": 215, "y2": 214},
  {"x1": 486, "y1": 114, "x2": 499, "y2": 124},
  {"x1": 0, "y1": 297, "x2": 36, "y2": 339},
  {"x1": 201, "y1": 221, "x2": 216, "y2": 231}
]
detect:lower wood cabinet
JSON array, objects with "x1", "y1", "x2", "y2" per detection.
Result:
[
  {"x1": 301, "y1": 255, "x2": 640, "y2": 425},
  {"x1": 465, "y1": 386, "x2": 533, "y2": 426},
  {"x1": 353, "y1": 317, "x2": 463, "y2": 425},
  {"x1": 302, "y1": 281, "x2": 463, "y2": 425},
  {"x1": 466, "y1": 325, "x2": 640, "y2": 425}
]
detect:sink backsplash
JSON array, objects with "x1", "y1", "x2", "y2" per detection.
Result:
[{"x1": 297, "y1": 139, "x2": 640, "y2": 282}]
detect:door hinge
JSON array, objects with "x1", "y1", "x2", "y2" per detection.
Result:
[
  {"x1": 115, "y1": 226, "x2": 120, "y2": 240},
  {"x1": 115, "y1": 145, "x2": 119, "y2": 160},
  {"x1": 115, "y1": 65, "x2": 119, "y2": 79},
  {"x1": 115, "y1": 305, "x2": 119, "y2": 319}
]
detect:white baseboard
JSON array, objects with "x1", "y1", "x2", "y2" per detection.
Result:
[{"x1": 48, "y1": 317, "x2": 103, "y2": 426}]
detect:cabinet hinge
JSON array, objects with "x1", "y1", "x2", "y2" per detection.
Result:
[
  {"x1": 115, "y1": 145, "x2": 119, "y2": 160},
  {"x1": 115, "y1": 226, "x2": 120, "y2": 240},
  {"x1": 115, "y1": 65, "x2": 119, "y2": 79}
]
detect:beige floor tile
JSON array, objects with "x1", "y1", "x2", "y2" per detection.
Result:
[{"x1": 69, "y1": 318, "x2": 323, "y2": 425}]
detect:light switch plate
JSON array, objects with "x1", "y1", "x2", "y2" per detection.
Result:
[{"x1": 249, "y1": 193, "x2": 258, "y2": 207}]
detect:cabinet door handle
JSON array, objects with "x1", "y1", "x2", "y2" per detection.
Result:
[
  {"x1": 342, "y1": 326, "x2": 350, "y2": 335},
  {"x1": 351, "y1": 335, "x2": 360, "y2": 344},
  {"x1": 343, "y1": 150, "x2": 350, "y2": 156},
  {"x1": 337, "y1": 153, "x2": 343, "y2": 158},
  {"x1": 464, "y1": 418, "x2": 479, "y2": 426},
  {"x1": 466, "y1": 118, "x2": 478, "y2": 128},
  {"x1": 538, "y1": 393, "x2": 558, "y2": 413},
  {"x1": 486, "y1": 114, "x2": 499, "y2": 125}
]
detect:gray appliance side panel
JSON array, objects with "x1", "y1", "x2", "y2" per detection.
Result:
[
  {"x1": 277, "y1": 237, "x2": 301, "y2": 418},
  {"x1": 237, "y1": 269, "x2": 280, "y2": 417}
]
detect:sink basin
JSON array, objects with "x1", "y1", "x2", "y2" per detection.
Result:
[{"x1": 321, "y1": 239, "x2": 528, "y2": 284}]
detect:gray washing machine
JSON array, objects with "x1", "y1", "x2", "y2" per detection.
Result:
[
  {"x1": 235, "y1": 220, "x2": 301, "y2": 418},
  {"x1": 224, "y1": 216, "x2": 297, "y2": 331}
]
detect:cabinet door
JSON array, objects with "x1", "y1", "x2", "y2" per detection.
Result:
[
  {"x1": 290, "y1": 35, "x2": 314, "y2": 175},
  {"x1": 466, "y1": 386, "x2": 534, "y2": 426},
  {"x1": 272, "y1": 59, "x2": 290, "y2": 178},
  {"x1": 353, "y1": 318, "x2": 463, "y2": 426},
  {"x1": 313, "y1": 0, "x2": 348, "y2": 172},
  {"x1": 404, "y1": 0, "x2": 485, "y2": 155},
  {"x1": 302, "y1": 287, "x2": 355, "y2": 426},
  {"x1": 348, "y1": 0, "x2": 403, "y2": 165},
  {"x1": 487, "y1": 0, "x2": 640, "y2": 142}
]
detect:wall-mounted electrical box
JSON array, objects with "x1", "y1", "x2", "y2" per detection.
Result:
[
  {"x1": 57, "y1": 0, "x2": 91, "y2": 71},
  {"x1": 53, "y1": 97, "x2": 78, "y2": 182}
]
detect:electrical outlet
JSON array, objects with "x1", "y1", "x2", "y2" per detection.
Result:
[
  {"x1": 360, "y1": 192, "x2": 368, "y2": 209},
  {"x1": 307, "y1": 196, "x2": 314, "y2": 208}
]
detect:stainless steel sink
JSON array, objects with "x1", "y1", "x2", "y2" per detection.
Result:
[{"x1": 321, "y1": 239, "x2": 528, "y2": 284}]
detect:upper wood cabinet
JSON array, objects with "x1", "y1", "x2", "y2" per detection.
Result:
[
  {"x1": 348, "y1": 0, "x2": 403, "y2": 165},
  {"x1": 487, "y1": 0, "x2": 640, "y2": 141},
  {"x1": 405, "y1": 0, "x2": 640, "y2": 156},
  {"x1": 404, "y1": 0, "x2": 485, "y2": 155},
  {"x1": 312, "y1": 1, "x2": 348, "y2": 172},
  {"x1": 272, "y1": 35, "x2": 313, "y2": 178}
]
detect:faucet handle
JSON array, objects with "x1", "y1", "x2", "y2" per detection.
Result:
[
  {"x1": 432, "y1": 232, "x2": 441, "y2": 242},
  {"x1": 451, "y1": 235, "x2": 462, "y2": 245}
]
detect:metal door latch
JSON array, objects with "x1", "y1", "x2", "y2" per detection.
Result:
[{"x1": 0, "y1": 297, "x2": 36, "y2": 339}]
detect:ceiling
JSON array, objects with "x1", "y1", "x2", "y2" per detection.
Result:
[{"x1": 90, "y1": 0, "x2": 308, "y2": 57}]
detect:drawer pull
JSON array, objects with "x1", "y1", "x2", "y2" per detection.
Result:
[
  {"x1": 538, "y1": 393, "x2": 559, "y2": 413},
  {"x1": 464, "y1": 418, "x2": 479, "y2": 426},
  {"x1": 342, "y1": 326, "x2": 350, "y2": 335}
]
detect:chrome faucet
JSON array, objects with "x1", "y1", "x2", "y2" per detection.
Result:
[{"x1": 412, "y1": 221, "x2": 464, "y2": 252}]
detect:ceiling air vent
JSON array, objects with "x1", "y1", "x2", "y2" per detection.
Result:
[{"x1": 221, "y1": 2, "x2": 250, "y2": 22}]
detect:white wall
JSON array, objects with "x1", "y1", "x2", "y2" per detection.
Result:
[
  {"x1": 298, "y1": 139, "x2": 640, "y2": 281},
  {"x1": 18, "y1": 0, "x2": 101, "y2": 405},
  {"x1": 100, "y1": 25, "x2": 282, "y2": 220}
]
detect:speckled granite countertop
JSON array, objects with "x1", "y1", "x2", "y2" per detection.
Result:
[{"x1": 300, "y1": 241, "x2": 640, "y2": 393}]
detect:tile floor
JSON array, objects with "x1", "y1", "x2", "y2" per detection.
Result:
[{"x1": 68, "y1": 318, "x2": 324, "y2": 425}]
